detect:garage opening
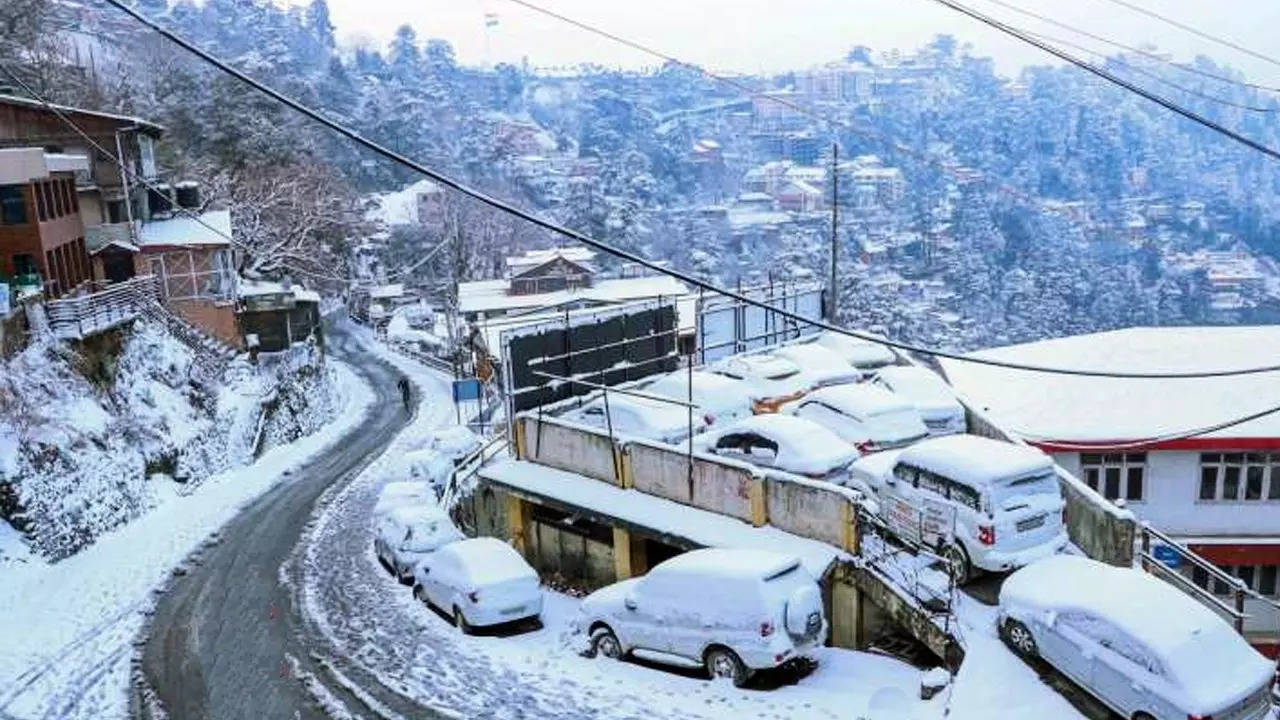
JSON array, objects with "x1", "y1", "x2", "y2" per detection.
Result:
[{"x1": 526, "y1": 503, "x2": 615, "y2": 591}]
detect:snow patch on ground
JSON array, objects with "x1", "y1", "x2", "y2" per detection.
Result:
[{"x1": 0, "y1": 361, "x2": 374, "y2": 720}]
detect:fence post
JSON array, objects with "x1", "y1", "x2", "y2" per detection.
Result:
[
  {"x1": 1139, "y1": 525, "x2": 1150, "y2": 572},
  {"x1": 1235, "y1": 586, "x2": 1246, "y2": 635}
]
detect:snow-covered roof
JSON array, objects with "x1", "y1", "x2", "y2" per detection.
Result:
[
  {"x1": 137, "y1": 210, "x2": 232, "y2": 248},
  {"x1": 505, "y1": 246, "x2": 597, "y2": 270},
  {"x1": 367, "y1": 179, "x2": 441, "y2": 226},
  {"x1": 238, "y1": 278, "x2": 321, "y2": 304},
  {"x1": 457, "y1": 275, "x2": 688, "y2": 314},
  {"x1": 0, "y1": 93, "x2": 164, "y2": 135},
  {"x1": 385, "y1": 503, "x2": 448, "y2": 525},
  {"x1": 369, "y1": 283, "x2": 405, "y2": 299},
  {"x1": 938, "y1": 326, "x2": 1280, "y2": 443},
  {"x1": 479, "y1": 458, "x2": 842, "y2": 577},
  {"x1": 898, "y1": 435, "x2": 1051, "y2": 486},
  {"x1": 774, "y1": 343, "x2": 859, "y2": 376},
  {"x1": 1000, "y1": 555, "x2": 1271, "y2": 712}
]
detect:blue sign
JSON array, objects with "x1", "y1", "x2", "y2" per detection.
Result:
[
  {"x1": 452, "y1": 378, "x2": 482, "y2": 403},
  {"x1": 1152, "y1": 544, "x2": 1182, "y2": 569}
]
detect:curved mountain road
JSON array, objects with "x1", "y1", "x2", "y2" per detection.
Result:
[{"x1": 138, "y1": 321, "x2": 451, "y2": 720}]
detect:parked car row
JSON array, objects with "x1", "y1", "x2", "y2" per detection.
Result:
[
  {"x1": 373, "y1": 485, "x2": 543, "y2": 633},
  {"x1": 566, "y1": 330, "x2": 966, "y2": 450}
]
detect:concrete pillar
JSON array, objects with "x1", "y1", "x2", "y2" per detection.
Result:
[
  {"x1": 612, "y1": 527, "x2": 633, "y2": 581},
  {"x1": 513, "y1": 417, "x2": 527, "y2": 460},
  {"x1": 840, "y1": 501, "x2": 860, "y2": 554},
  {"x1": 505, "y1": 494, "x2": 529, "y2": 555},
  {"x1": 829, "y1": 568, "x2": 862, "y2": 649},
  {"x1": 750, "y1": 477, "x2": 767, "y2": 527}
]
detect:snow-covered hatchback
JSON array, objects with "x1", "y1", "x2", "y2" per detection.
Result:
[{"x1": 575, "y1": 548, "x2": 826, "y2": 687}]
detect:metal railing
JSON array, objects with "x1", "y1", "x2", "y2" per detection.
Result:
[
  {"x1": 43, "y1": 275, "x2": 160, "y2": 340},
  {"x1": 1138, "y1": 522, "x2": 1280, "y2": 635}
]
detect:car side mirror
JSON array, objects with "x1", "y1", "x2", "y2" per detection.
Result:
[
  {"x1": 884, "y1": 475, "x2": 896, "y2": 486},
  {"x1": 624, "y1": 595, "x2": 637, "y2": 611}
]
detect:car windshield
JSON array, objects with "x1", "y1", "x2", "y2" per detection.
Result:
[{"x1": 989, "y1": 472, "x2": 1059, "y2": 509}]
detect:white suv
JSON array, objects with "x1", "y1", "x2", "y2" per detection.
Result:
[
  {"x1": 575, "y1": 548, "x2": 826, "y2": 687},
  {"x1": 848, "y1": 434, "x2": 1067, "y2": 584}
]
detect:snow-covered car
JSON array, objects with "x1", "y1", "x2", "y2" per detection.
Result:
[
  {"x1": 567, "y1": 393, "x2": 705, "y2": 444},
  {"x1": 789, "y1": 384, "x2": 929, "y2": 453},
  {"x1": 812, "y1": 329, "x2": 897, "y2": 369},
  {"x1": 643, "y1": 370, "x2": 755, "y2": 428},
  {"x1": 576, "y1": 548, "x2": 826, "y2": 687},
  {"x1": 372, "y1": 480, "x2": 435, "y2": 516},
  {"x1": 692, "y1": 414, "x2": 860, "y2": 481},
  {"x1": 412, "y1": 537, "x2": 543, "y2": 633},
  {"x1": 431, "y1": 425, "x2": 483, "y2": 465},
  {"x1": 999, "y1": 555, "x2": 1275, "y2": 720},
  {"x1": 847, "y1": 434, "x2": 1067, "y2": 584},
  {"x1": 872, "y1": 366, "x2": 966, "y2": 436},
  {"x1": 373, "y1": 504, "x2": 465, "y2": 584},
  {"x1": 709, "y1": 353, "x2": 808, "y2": 412},
  {"x1": 772, "y1": 342, "x2": 863, "y2": 389}
]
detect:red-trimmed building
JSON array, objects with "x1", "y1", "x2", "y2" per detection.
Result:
[{"x1": 940, "y1": 326, "x2": 1280, "y2": 655}]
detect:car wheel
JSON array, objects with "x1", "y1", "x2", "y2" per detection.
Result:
[
  {"x1": 454, "y1": 606, "x2": 472, "y2": 635},
  {"x1": 590, "y1": 626, "x2": 623, "y2": 660},
  {"x1": 942, "y1": 543, "x2": 972, "y2": 586},
  {"x1": 1131, "y1": 714, "x2": 1156, "y2": 720},
  {"x1": 1002, "y1": 619, "x2": 1038, "y2": 658},
  {"x1": 705, "y1": 647, "x2": 749, "y2": 688},
  {"x1": 412, "y1": 584, "x2": 427, "y2": 604}
]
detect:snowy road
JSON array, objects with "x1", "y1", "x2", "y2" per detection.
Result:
[{"x1": 137, "y1": 322, "x2": 444, "y2": 720}]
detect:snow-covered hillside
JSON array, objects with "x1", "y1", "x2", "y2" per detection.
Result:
[{"x1": 0, "y1": 320, "x2": 343, "y2": 560}]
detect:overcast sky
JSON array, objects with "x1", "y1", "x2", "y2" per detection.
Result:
[{"x1": 298, "y1": 0, "x2": 1280, "y2": 82}]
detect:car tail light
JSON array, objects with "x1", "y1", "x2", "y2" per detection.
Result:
[
  {"x1": 978, "y1": 525, "x2": 996, "y2": 546},
  {"x1": 468, "y1": 590, "x2": 480, "y2": 603},
  {"x1": 760, "y1": 621, "x2": 774, "y2": 637},
  {"x1": 855, "y1": 440, "x2": 876, "y2": 455},
  {"x1": 1188, "y1": 715, "x2": 1213, "y2": 720},
  {"x1": 1061, "y1": 506, "x2": 1069, "y2": 526}
]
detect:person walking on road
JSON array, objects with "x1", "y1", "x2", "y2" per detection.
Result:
[{"x1": 397, "y1": 375, "x2": 412, "y2": 412}]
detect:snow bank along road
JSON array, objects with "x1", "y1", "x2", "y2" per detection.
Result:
[{"x1": 138, "y1": 321, "x2": 450, "y2": 720}]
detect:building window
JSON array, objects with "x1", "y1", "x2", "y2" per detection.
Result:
[
  {"x1": 1081, "y1": 453, "x2": 1146, "y2": 501},
  {"x1": 0, "y1": 186, "x2": 26, "y2": 225},
  {"x1": 1199, "y1": 453, "x2": 1280, "y2": 502}
]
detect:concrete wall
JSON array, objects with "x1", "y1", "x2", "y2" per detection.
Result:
[
  {"x1": 624, "y1": 440, "x2": 758, "y2": 524},
  {"x1": 765, "y1": 474, "x2": 855, "y2": 549},
  {"x1": 168, "y1": 298, "x2": 242, "y2": 350},
  {"x1": 520, "y1": 415, "x2": 620, "y2": 485}
]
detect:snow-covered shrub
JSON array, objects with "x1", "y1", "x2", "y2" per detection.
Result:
[{"x1": 0, "y1": 320, "x2": 344, "y2": 560}]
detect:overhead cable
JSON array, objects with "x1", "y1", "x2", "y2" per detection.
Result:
[
  {"x1": 100, "y1": 0, "x2": 1280, "y2": 379},
  {"x1": 926, "y1": 0, "x2": 1280, "y2": 161}
]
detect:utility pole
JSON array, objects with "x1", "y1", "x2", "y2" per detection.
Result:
[{"x1": 828, "y1": 142, "x2": 839, "y2": 321}]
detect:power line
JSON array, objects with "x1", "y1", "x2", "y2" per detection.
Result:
[
  {"x1": 98, "y1": 0, "x2": 1280, "y2": 379},
  {"x1": 926, "y1": 0, "x2": 1280, "y2": 161},
  {"x1": 1021, "y1": 28, "x2": 1278, "y2": 113},
  {"x1": 974, "y1": 0, "x2": 1280, "y2": 94},
  {"x1": 1014, "y1": 399, "x2": 1280, "y2": 451},
  {"x1": 1094, "y1": 0, "x2": 1280, "y2": 72}
]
